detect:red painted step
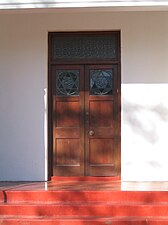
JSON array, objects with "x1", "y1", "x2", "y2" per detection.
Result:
[
  {"x1": 2, "y1": 191, "x2": 168, "y2": 203},
  {"x1": 0, "y1": 217, "x2": 168, "y2": 225},
  {"x1": 0, "y1": 191, "x2": 4, "y2": 203},
  {"x1": 1, "y1": 189, "x2": 168, "y2": 224},
  {"x1": 0, "y1": 202, "x2": 168, "y2": 217}
]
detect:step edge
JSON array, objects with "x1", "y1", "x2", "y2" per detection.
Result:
[{"x1": 1, "y1": 216, "x2": 168, "y2": 221}]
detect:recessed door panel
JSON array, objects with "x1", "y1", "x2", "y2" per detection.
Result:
[
  {"x1": 89, "y1": 101, "x2": 114, "y2": 127},
  {"x1": 56, "y1": 139, "x2": 81, "y2": 165},
  {"x1": 89, "y1": 139, "x2": 114, "y2": 164},
  {"x1": 56, "y1": 101, "x2": 80, "y2": 127}
]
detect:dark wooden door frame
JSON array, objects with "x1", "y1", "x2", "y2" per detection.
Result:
[{"x1": 48, "y1": 31, "x2": 121, "y2": 179}]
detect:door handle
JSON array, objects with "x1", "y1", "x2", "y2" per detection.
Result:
[{"x1": 89, "y1": 130, "x2": 95, "y2": 136}]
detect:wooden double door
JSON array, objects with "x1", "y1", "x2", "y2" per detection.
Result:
[{"x1": 51, "y1": 64, "x2": 120, "y2": 176}]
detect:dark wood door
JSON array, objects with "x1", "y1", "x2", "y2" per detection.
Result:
[
  {"x1": 85, "y1": 65, "x2": 119, "y2": 176},
  {"x1": 52, "y1": 65, "x2": 84, "y2": 176},
  {"x1": 51, "y1": 64, "x2": 120, "y2": 176}
]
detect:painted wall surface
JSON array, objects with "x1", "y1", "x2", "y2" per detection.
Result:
[{"x1": 0, "y1": 10, "x2": 168, "y2": 181}]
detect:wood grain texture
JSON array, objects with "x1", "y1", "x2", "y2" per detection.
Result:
[{"x1": 85, "y1": 64, "x2": 119, "y2": 176}]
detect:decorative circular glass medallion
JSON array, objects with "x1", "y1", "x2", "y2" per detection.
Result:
[
  {"x1": 90, "y1": 70, "x2": 113, "y2": 95},
  {"x1": 56, "y1": 70, "x2": 79, "y2": 96}
]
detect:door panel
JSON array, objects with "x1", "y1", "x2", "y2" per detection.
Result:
[
  {"x1": 89, "y1": 101, "x2": 113, "y2": 127},
  {"x1": 89, "y1": 139, "x2": 114, "y2": 164},
  {"x1": 52, "y1": 65, "x2": 84, "y2": 176},
  {"x1": 56, "y1": 139, "x2": 80, "y2": 164},
  {"x1": 85, "y1": 65, "x2": 118, "y2": 176},
  {"x1": 56, "y1": 101, "x2": 80, "y2": 127}
]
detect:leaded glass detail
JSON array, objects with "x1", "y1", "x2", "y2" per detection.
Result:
[
  {"x1": 90, "y1": 70, "x2": 113, "y2": 95},
  {"x1": 56, "y1": 70, "x2": 79, "y2": 96},
  {"x1": 52, "y1": 34, "x2": 117, "y2": 60}
]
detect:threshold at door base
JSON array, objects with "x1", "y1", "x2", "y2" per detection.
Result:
[{"x1": 51, "y1": 176, "x2": 121, "y2": 181}]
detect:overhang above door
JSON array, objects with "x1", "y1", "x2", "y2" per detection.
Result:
[{"x1": 1, "y1": 0, "x2": 168, "y2": 10}]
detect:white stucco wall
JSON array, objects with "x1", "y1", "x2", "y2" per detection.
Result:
[{"x1": 0, "y1": 10, "x2": 168, "y2": 181}]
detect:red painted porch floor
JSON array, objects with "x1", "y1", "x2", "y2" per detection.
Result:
[{"x1": 1, "y1": 178, "x2": 168, "y2": 191}]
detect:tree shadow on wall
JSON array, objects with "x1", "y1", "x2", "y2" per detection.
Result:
[{"x1": 123, "y1": 100, "x2": 168, "y2": 144}]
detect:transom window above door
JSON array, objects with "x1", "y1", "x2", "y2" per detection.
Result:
[{"x1": 49, "y1": 32, "x2": 120, "y2": 61}]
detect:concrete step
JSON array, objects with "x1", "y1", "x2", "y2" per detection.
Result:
[
  {"x1": 1, "y1": 190, "x2": 168, "y2": 203},
  {"x1": 0, "y1": 216, "x2": 168, "y2": 225},
  {"x1": 0, "y1": 202, "x2": 168, "y2": 217},
  {"x1": 1, "y1": 188, "x2": 168, "y2": 224}
]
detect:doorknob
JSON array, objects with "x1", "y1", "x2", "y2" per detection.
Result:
[{"x1": 89, "y1": 130, "x2": 95, "y2": 136}]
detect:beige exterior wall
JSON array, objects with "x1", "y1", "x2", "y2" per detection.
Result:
[{"x1": 0, "y1": 10, "x2": 168, "y2": 181}]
